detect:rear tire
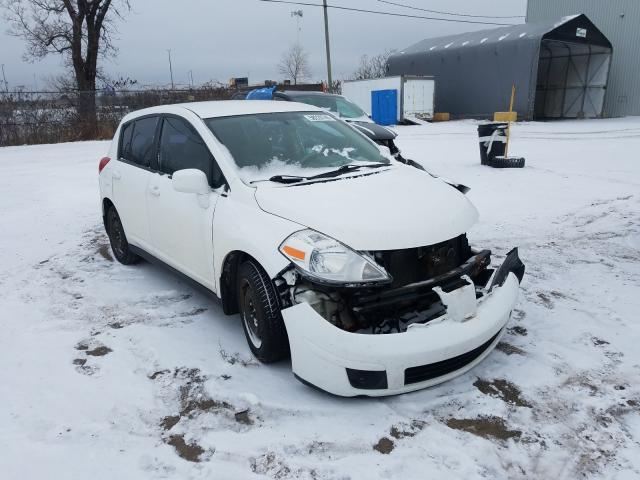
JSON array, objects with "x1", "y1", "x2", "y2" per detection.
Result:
[
  {"x1": 237, "y1": 260, "x2": 289, "y2": 363},
  {"x1": 105, "y1": 207, "x2": 139, "y2": 265}
]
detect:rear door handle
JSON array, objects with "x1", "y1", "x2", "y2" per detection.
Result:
[
  {"x1": 112, "y1": 170, "x2": 122, "y2": 180},
  {"x1": 149, "y1": 185, "x2": 161, "y2": 197}
]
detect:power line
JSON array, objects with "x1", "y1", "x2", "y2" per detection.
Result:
[
  {"x1": 257, "y1": 0, "x2": 518, "y2": 26},
  {"x1": 375, "y1": 0, "x2": 525, "y2": 19}
]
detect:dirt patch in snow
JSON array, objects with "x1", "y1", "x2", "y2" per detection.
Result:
[
  {"x1": 507, "y1": 325, "x2": 528, "y2": 336},
  {"x1": 166, "y1": 434, "x2": 205, "y2": 462},
  {"x1": 536, "y1": 292, "x2": 554, "y2": 309},
  {"x1": 474, "y1": 378, "x2": 532, "y2": 407},
  {"x1": 234, "y1": 409, "x2": 253, "y2": 425},
  {"x1": 85, "y1": 345, "x2": 112, "y2": 357},
  {"x1": 251, "y1": 452, "x2": 294, "y2": 479},
  {"x1": 446, "y1": 415, "x2": 522, "y2": 442},
  {"x1": 98, "y1": 244, "x2": 113, "y2": 262},
  {"x1": 496, "y1": 342, "x2": 526, "y2": 356},
  {"x1": 373, "y1": 437, "x2": 394, "y2": 454},
  {"x1": 157, "y1": 367, "x2": 254, "y2": 435},
  {"x1": 218, "y1": 345, "x2": 259, "y2": 367},
  {"x1": 389, "y1": 420, "x2": 426, "y2": 439}
]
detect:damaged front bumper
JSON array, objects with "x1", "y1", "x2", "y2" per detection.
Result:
[{"x1": 282, "y1": 249, "x2": 524, "y2": 397}]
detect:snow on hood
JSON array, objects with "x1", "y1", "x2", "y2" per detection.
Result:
[{"x1": 254, "y1": 165, "x2": 479, "y2": 251}]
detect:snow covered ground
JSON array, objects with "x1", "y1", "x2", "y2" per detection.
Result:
[{"x1": 1, "y1": 118, "x2": 639, "y2": 479}]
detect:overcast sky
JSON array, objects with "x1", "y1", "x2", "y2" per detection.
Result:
[{"x1": 0, "y1": 0, "x2": 526, "y2": 90}]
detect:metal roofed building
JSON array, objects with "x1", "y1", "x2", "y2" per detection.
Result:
[
  {"x1": 527, "y1": 0, "x2": 640, "y2": 118},
  {"x1": 387, "y1": 14, "x2": 613, "y2": 120}
]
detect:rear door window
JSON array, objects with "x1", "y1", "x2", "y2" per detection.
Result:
[
  {"x1": 127, "y1": 116, "x2": 159, "y2": 168},
  {"x1": 119, "y1": 122, "x2": 134, "y2": 160},
  {"x1": 158, "y1": 116, "x2": 225, "y2": 188}
]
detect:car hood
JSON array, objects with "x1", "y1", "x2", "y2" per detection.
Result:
[
  {"x1": 254, "y1": 165, "x2": 479, "y2": 251},
  {"x1": 346, "y1": 120, "x2": 397, "y2": 141}
]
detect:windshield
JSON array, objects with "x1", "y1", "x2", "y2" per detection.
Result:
[
  {"x1": 205, "y1": 111, "x2": 390, "y2": 184},
  {"x1": 293, "y1": 95, "x2": 367, "y2": 119}
]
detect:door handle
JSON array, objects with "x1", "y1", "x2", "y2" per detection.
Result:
[
  {"x1": 112, "y1": 170, "x2": 122, "y2": 180},
  {"x1": 149, "y1": 185, "x2": 161, "y2": 197}
]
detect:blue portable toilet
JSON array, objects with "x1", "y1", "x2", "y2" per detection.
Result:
[{"x1": 371, "y1": 89, "x2": 398, "y2": 125}]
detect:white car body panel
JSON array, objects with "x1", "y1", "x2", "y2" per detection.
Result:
[
  {"x1": 111, "y1": 160, "x2": 153, "y2": 250},
  {"x1": 255, "y1": 165, "x2": 479, "y2": 251},
  {"x1": 211, "y1": 177, "x2": 304, "y2": 292},
  {"x1": 146, "y1": 173, "x2": 220, "y2": 290},
  {"x1": 283, "y1": 273, "x2": 520, "y2": 397}
]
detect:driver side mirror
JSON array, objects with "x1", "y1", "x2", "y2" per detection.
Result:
[{"x1": 172, "y1": 169, "x2": 210, "y2": 195}]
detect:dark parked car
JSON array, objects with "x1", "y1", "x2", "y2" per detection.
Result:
[{"x1": 272, "y1": 91, "x2": 404, "y2": 159}]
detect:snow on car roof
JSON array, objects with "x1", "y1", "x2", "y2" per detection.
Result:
[{"x1": 123, "y1": 100, "x2": 323, "y2": 122}]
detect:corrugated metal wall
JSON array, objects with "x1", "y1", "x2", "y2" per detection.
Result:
[{"x1": 527, "y1": 0, "x2": 640, "y2": 117}]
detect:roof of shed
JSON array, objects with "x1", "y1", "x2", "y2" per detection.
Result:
[{"x1": 396, "y1": 15, "x2": 581, "y2": 55}]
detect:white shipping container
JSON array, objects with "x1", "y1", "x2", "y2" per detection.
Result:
[{"x1": 342, "y1": 76, "x2": 435, "y2": 123}]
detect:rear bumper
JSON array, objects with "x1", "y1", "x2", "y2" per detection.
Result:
[{"x1": 282, "y1": 272, "x2": 521, "y2": 397}]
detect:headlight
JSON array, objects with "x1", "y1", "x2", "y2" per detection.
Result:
[{"x1": 279, "y1": 229, "x2": 391, "y2": 285}]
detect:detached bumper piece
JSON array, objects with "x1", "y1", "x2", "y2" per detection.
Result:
[{"x1": 490, "y1": 248, "x2": 525, "y2": 289}]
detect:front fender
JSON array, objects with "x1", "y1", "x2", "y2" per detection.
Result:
[{"x1": 212, "y1": 186, "x2": 303, "y2": 292}]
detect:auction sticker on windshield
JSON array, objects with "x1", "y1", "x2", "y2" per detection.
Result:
[{"x1": 304, "y1": 114, "x2": 335, "y2": 122}]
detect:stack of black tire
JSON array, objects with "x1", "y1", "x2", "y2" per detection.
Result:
[{"x1": 477, "y1": 123, "x2": 525, "y2": 168}]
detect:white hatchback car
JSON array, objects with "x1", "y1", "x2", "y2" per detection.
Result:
[{"x1": 99, "y1": 101, "x2": 525, "y2": 397}]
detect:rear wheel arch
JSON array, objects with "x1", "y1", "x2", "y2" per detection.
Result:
[{"x1": 102, "y1": 197, "x2": 115, "y2": 225}]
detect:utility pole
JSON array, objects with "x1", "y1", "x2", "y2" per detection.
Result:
[
  {"x1": 322, "y1": 0, "x2": 333, "y2": 91},
  {"x1": 167, "y1": 49, "x2": 175, "y2": 90},
  {"x1": 1, "y1": 64, "x2": 8, "y2": 93}
]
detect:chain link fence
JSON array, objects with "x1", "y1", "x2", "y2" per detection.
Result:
[
  {"x1": 0, "y1": 86, "x2": 232, "y2": 146},
  {"x1": 0, "y1": 83, "x2": 328, "y2": 147}
]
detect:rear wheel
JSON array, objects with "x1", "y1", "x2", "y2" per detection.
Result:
[
  {"x1": 106, "y1": 207, "x2": 139, "y2": 265},
  {"x1": 237, "y1": 260, "x2": 289, "y2": 362}
]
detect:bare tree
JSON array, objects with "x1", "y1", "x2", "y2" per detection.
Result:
[
  {"x1": 2, "y1": 0, "x2": 130, "y2": 138},
  {"x1": 351, "y1": 49, "x2": 396, "y2": 80},
  {"x1": 278, "y1": 43, "x2": 311, "y2": 85}
]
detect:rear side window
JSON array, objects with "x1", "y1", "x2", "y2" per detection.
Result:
[
  {"x1": 159, "y1": 116, "x2": 225, "y2": 188},
  {"x1": 129, "y1": 116, "x2": 159, "y2": 168},
  {"x1": 119, "y1": 122, "x2": 134, "y2": 160}
]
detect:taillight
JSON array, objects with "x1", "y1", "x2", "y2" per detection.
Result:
[{"x1": 98, "y1": 157, "x2": 111, "y2": 173}]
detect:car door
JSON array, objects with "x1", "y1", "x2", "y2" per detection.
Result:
[
  {"x1": 147, "y1": 115, "x2": 227, "y2": 290},
  {"x1": 111, "y1": 115, "x2": 160, "y2": 250}
]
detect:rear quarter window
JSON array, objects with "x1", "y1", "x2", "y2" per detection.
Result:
[
  {"x1": 119, "y1": 122, "x2": 134, "y2": 160},
  {"x1": 130, "y1": 116, "x2": 159, "y2": 168}
]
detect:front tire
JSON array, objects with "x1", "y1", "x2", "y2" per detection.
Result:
[
  {"x1": 237, "y1": 260, "x2": 289, "y2": 362},
  {"x1": 105, "y1": 207, "x2": 139, "y2": 265}
]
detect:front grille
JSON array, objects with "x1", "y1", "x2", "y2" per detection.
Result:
[
  {"x1": 404, "y1": 330, "x2": 501, "y2": 385},
  {"x1": 376, "y1": 235, "x2": 471, "y2": 287}
]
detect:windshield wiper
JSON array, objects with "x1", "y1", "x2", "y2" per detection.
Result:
[
  {"x1": 264, "y1": 163, "x2": 388, "y2": 184},
  {"x1": 268, "y1": 175, "x2": 305, "y2": 184},
  {"x1": 305, "y1": 163, "x2": 388, "y2": 180}
]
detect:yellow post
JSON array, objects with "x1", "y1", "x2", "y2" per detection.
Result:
[{"x1": 505, "y1": 85, "x2": 516, "y2": 157}]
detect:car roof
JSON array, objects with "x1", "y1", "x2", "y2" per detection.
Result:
[
  {"x1": 124, "y1": 100, "x2": 323, "y2": 121},
  {"x1": 278, "y1": 90, "x2": 339, "y2": 98}
]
